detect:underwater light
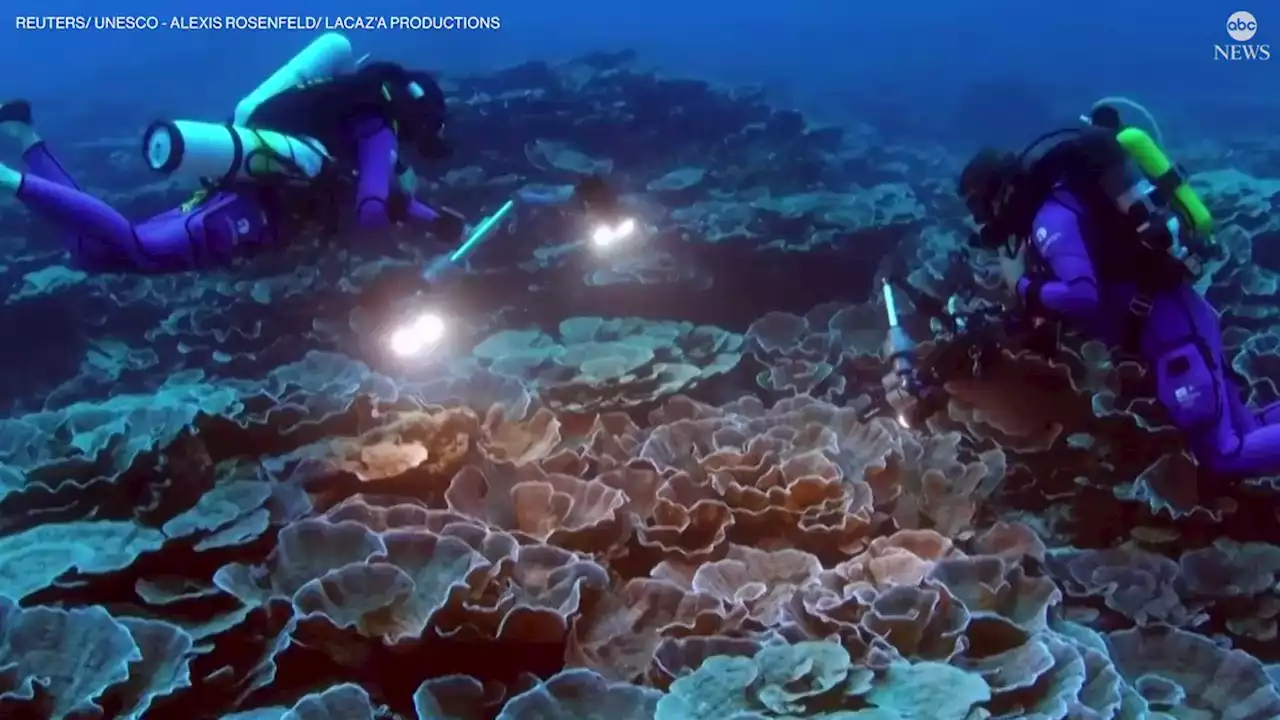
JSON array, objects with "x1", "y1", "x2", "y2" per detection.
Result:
[
  {"x1": 388, "y1": 311, "x2": 447, "y2": 357},
  {"x1": 590, "y1": 217, "x2": 637, "y2": 249},
  {"x1": 896, "y1": 412, "x2": 910, "y2": 429},
  {"x1": 572, "y1": 175, "x2": 637, "y2": 250}
]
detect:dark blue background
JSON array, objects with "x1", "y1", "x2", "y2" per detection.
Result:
[{"x1": 2, "y1": 0, "x2": 1273, "y2": 144}]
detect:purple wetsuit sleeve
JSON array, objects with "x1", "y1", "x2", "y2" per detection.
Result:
[
  {"x1": 351, "y1": 116, "x2": 398, "y2": 229},
  {"x1": 349, "y1": 115, "x2": 446, "y2": 229},
  {"x1": 1017, "y1": 199, "x2": 1100, "y2": 317},
  {"x1": 406, "y1": 199, "x2": 441, "y2": 222}
]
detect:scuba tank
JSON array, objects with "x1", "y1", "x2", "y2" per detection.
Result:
[
  {"x1": 245, "y1": 62, "x2": 449, "y2": 167},
  {"x1": 1006, "y1": 98, "x2": 1219, "y2": 285},
  {"x1": 1084, "y1": 98, "x2": 1219, "y2": 279},
  {"x1": 1084, "y1": 97, "x2": 1214, "y2": 239},
  {"x1": 234, "y1": 33, "x2": 357, "y2": 125}
]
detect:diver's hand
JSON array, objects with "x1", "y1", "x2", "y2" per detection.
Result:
[
  {"x1": 998, "y1": 243, "x2": 1027, "y2": 294},
  {"x1": 396, "y1": 166, "x2": 419, "y2": 196},
  {"x1": 429, "y1": 207, "x2": 466, "y2": 242}
]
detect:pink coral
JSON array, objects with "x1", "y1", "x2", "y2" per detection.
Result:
[
  {"x1": 568, "y1": 578, "x2": 746, "y2": 683},
  {"x1": 928, "y1": 555, "x2": 1062, "y2": 633},
  {"x1": 690, "y1": 545, "x2": 823, "y2": 625},
  {"x1": 831, "y1": 528, "x2": 960, "y2": 588},
  {"x1": 13, "y1": 59, "x2": 1280, "y2": 720},
  {"x1": 446, "y1": 457, "x2": 629, "y2": 551}
]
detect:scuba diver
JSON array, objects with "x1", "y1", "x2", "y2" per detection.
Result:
[
  {"x1": 887, "y1": 97, "x2": 1280, "y2": 479},
  {"x1": 0, "y1": 38, "x2": 462, "y2": 274}
]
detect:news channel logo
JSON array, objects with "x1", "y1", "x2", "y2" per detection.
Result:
[{"x1": 1215, "y1": 11, "x2": 1271, "y2": 60}]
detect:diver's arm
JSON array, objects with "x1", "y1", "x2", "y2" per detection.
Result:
[
  {"x1": 350, "y1": 116, "x2": 462, "y2": 241},
  {"x1": 404, "y1": 199, "x2": 440, "y2": 222},
  {"x1": 352, "y1": 116, "x2": 398, "y2": 229},
  {"x1": 1016, "y1": 199, "x2": 1101, "y2": 317}
]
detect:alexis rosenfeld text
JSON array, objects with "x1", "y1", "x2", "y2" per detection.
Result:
[{"x1": 14, "y1": 15, "x2": 502, "y2": 31}]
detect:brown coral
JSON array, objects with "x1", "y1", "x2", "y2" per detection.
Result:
[{"x1": 445, "y1": 457, "x2": 630, "y2": 552}]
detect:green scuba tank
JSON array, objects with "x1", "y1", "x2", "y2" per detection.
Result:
[
  {"x1": 1021, "y1": 127, "x2": 1209, "y2": 286},
  {"x1": 1080, "y1": 100, "x2": 1219, "y2": 279}
]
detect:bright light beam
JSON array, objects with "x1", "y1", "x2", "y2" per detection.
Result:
[
  {"x1": 388, "y1": 312, "x2": 447, "y2": 357},
  {"x1": 590, "y1": 217, "x2": 636, "y2": 249}
]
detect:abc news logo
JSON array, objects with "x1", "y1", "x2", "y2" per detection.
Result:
[{"x1": 1215, "y1": 11, "x2": 1271, "y2": 60}]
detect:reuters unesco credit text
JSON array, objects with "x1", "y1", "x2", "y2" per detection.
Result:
[{"x1": 13, "y1": 15, "x2": 503, "y2": 31}]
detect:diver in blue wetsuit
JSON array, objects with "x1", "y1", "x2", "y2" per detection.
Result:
[{"x1": 941, "y1": 100, "x2": 1280, "y2": 479}]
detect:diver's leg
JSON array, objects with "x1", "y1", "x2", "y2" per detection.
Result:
[
  {"x1": 21, "y1": 140, "x2": 82, "y2": 189},
  {"x1": 0, "y1": 166, "x2": 143, "y2": 269},
  {"x1": 0, "y1": 100, "x2": 125, "y2": 266},
  {"x1": 1148, "y1": 291, "x2": 1280, "y2": 478},
  {"x1": 0, "y1": 100, "x2": 78, "y2": 188},
  {"x1": 0, "y1": 162, "x2": 237, "y2": 272},
  {"x1": 89, "y1": 190, "x2": 281, "y2": 272},
  {"x1": 173, "y1": 190, "x2": 282, "y2": 262}
]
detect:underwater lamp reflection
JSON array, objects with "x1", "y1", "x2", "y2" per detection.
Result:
[
  {"x1": 590, "y1": 217, "x2": 636, "y2": 249},
  {"x1": 388, "y1": 312, "x2": 447, "y2": 357},
  {"x1": 897, "y1": 413, "x2": 909, "y2": 429}
]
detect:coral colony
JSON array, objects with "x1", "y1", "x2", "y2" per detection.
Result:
[{"x1": 2, "y1": 51, "x2": 1280, "y2": 719}]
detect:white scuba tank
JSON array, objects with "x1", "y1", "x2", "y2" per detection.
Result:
[
  {"x1": 233, "y1": 32, "x2": 356, "y2": 125},
  {"x1": 141, "y1": 120, "x2": 331, "y2": 185}
]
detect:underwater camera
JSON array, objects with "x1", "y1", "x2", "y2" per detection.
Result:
[{"x1": 572, "y1": 176, "x2": 636, "y2": 250}]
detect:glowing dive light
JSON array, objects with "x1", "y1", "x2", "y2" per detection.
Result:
[
  {"x1": 590, "y1": 216, "x2": 636, "y2": 249},
  {"x1": 450, "y1": 199, "x2": 514, "y2": 265},
  {"x1": 417, "y1": 176, "x2": 633, "y2": 285},
  {"x1": 887, "y1": 275, "x2": 910, "y2": 428},
  {"x1": 388, "y1": 311, "x2": 447, "y2": 357},
  {"x1": 882, "y1": 278, "x2": 922, "y2": 429},
  {"x1": 882, "y1": 277, "x2": 900, "y2": 328}
]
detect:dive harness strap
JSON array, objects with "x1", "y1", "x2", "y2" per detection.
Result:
[
  {"x1": 186, "y1": 123, "x2": 247, "y2": 209},
  {"x1": 219, "y1": 122, "x2": 245, "y2": 187},
  {"x1": 1123, "y1": 291, "x2": 1154, "y2": 355},
  {"x1": 1022, "y1": 278, "x2": 1046, "y2": 318},
  {"x1": 1151, "y1": 164, "x2": 1187, "y2": 203}
]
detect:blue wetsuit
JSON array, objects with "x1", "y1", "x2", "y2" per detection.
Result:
[{"x1": 1017, "y1": 189, "x2": 1280, "y2": 478}]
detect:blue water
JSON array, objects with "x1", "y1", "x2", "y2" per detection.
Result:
[{"x1": 5, "y1": 0, "x2": 1274, "y2": 142}]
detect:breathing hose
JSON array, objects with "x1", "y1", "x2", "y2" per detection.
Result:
[{"x1": 1091, "y1": 95, "x2": 1165, "y2": 146}]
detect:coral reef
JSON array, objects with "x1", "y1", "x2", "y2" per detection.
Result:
[{"x1": 1, "y1": 49, "x2": 1280, "y2": 719}]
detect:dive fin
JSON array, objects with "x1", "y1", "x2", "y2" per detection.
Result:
[{"x1": 0, "y1": 100, "x2": 32, "y2": 125}]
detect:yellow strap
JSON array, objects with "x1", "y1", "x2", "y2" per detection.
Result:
[{"x1": 181, "y1": 188, "x2": 209, "y2": 213}]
